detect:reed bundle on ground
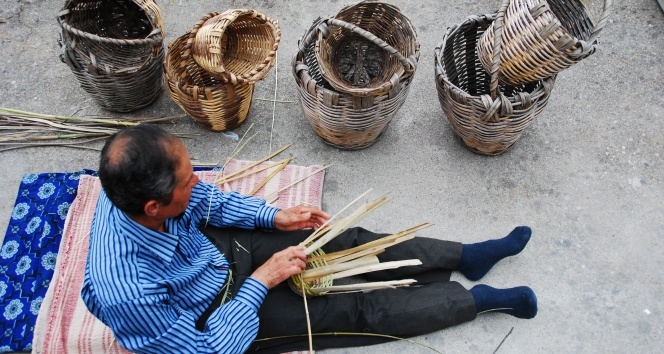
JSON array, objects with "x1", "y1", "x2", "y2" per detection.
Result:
[
  {"x1": 289, "y1": 189, "x2": 428, "y2": 297},
  {"x1": 0, "y1": 107, "x2": 186, "y2": 151}
]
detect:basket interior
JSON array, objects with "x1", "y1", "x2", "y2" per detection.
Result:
[
  {"x1": 546, "y1": 0, "x2": 595, "y2": 41},
  {"x1": 442, "y1": 19, "x2": 539, "y2": 97},
  {"x1": 218, "y1": 15, "x2": 277, "y2": 76},
  {"x1": 65, "y1": 0, "x2": 154, "y2": 39},
  {"x1": 320, "y1": 1, "x2": 417, "y2": 89},
  {"x1": 168, "y1": 35, "x2": 229, "y2": 88}
]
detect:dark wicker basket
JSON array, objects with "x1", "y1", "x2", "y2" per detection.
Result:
[
  {"x1": 434, "y1": 9, "x2": 556, "y2": 156},
  {"x1": 57, "y1": 0, "x2": 165, "y2": 113},
  {"x1": 477, "y1": 0, "x2": 612, "y2": 85},
  {"x1": 165, "y1": 29, "x2": 254, "y2": 132},
  {"x1": 292, "y1": 1, "x2": 419, "y2": 150},
  {"x1": 192, "y1": 9, "x2": 281, "y2": 85},
  {"x1": 314, "y1": 1, "x2": 418, "y2": 96}
]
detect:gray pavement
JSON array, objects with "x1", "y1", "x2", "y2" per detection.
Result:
[{"x1": 1, "y1": 0, "x2": 663, "y2": 353}]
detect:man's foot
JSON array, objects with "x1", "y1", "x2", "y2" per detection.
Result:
[
  {"x1": 470, "y1": 284, "x2": 538, "y2": 319},
  {"x1": 457, "y1": 226, "x2": 531, "y2": 281}
]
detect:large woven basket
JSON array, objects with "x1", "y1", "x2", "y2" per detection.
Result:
[
  {"x1": 165, "y1": 28, "x2": 254, "y2": 132},
  {"x1": 477, "y1": 0, "x2": 612, "y2": 85},
  {"x1": 192, "y1": 9, "x2": 281, "y2": 84},
  {"x1": 314, "y1": 0, "x2": 418, "y2": 96},
  {"x1": 293, "y1": 4, "x2": 419, "y2": 150},
  {"x1": 57, "y1": 0, "x2": 165, "y2": 113},
  {"x1": 434, "y1": 8, "x2": 556, "y2": 156}
]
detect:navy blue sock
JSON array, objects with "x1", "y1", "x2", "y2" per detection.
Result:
[
  {"x1": 457, "y1": 226, "x2": 531, "y2": 281},
  {"x1": 470, "y1": 284, "x2": 538, "y2": 319}
]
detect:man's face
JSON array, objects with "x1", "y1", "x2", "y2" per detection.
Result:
[{"x1": 158, "y1": 142, "x2": 199, "y2": 219}]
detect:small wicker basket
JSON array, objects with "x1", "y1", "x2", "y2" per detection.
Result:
[
  {"x1": 314, "y1": 1, "x2": 418, "y2": 96},
  {"x1": 57, "y1": 0, "x2": 165, "y2": 113},
  {"x1": 164, "y1": 29, "x2": 254, "y2": 132},
  {"x1": 434, "y1": 7, "x2": 556, "y2": 156},
  {"x1": 192, "y1": 9, "x2": 281, "y2": 84},
  {"x1": 293, "y1": 1, "x2": 419, "y2": 150},
  {"x1": 477, "y1": 0, "x2": 612, "y2": 85}
]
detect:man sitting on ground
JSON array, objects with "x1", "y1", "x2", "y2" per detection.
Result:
[{"x1": 82, "y1": 125, "x2": 537, "y2": 353}]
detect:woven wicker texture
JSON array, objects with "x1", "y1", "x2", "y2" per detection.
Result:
[
  {"x1": 477, "y1": 0, "x2": 612, "y2": 85},
  {"x1": 57, "y1": 0, "x2": 165, "y2": 112},
  {"x1": 288, "y1": 248, "x2": 333, "y2": 297},
  {"x1": 292, "y1": 1, "x2": 419, "y2": 150},
  {"x1": 314, "y1": 1, "x2": 419, "y2": 96},
  {"x1": 434, "y1": 9, "x2": 556, "y2": 156},
  {"x1": 192, "y1": 9, "x2": 280, "y2": 85},
  {"x1": 165, "y1": 30, "x2": 254, "y2": 132}
]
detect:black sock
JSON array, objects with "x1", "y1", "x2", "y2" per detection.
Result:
[
  {"x1": 457, "y1": 226, "x2": 531, "y2": 281},
  {"x1": 470, "y1": 284, "x2": 538, "y2": 319}
]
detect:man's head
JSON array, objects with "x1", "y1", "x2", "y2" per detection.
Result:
[{"x1": 99, "y1": 125, "x2": 198, "y2": 218}]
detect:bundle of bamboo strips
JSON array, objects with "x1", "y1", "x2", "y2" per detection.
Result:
[
  {"x1": 0, "y1": 107, "x2": 188, "y2": 151},
  {"x1": 289, "y1": 189, "x2": 429, "y2": 297}
]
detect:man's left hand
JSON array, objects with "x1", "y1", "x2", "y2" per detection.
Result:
[{"x1": 274, "y1": 205, "x2": 330, "y2": 231}]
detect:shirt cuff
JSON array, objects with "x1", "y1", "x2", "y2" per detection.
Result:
[
  {"x1": 255, "y1": 205, "x2": 279, "y2": 229},
  {"x1": 234, "y1": 277, "x2": 269, "y2": 312}
]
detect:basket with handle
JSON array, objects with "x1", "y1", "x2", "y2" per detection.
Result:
[
  {"x1": 292, "y1": 1, "x2": 420, "y2": 150},
  {"x1": 477, "y1": 0, "x2": 612, "y2": 85},
  {"x1": 57, "y1": 0, "x2": 165, "y2": 113},
  {"x1": 434, "y1": 5, "x2": 556, "y2": 156},
  {"x1": 313, "y1": 0, "x2": 419, "y2": 96},
  {"x1": 164, "y1": 13, "x2": 259, "y2": 132},
  {"x1": 192, "y1": 8, "x2": 281, "y2": 85}
]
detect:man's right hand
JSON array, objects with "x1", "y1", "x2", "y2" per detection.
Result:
[{"x1": 250, "y1": 246, "x2": 307, "y2": 289}]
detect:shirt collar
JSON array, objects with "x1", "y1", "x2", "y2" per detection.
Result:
[{"x1": 114, "y1": 207, "x2": 179, "y2": 263}]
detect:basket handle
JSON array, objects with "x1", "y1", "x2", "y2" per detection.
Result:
[
  {"x1": 320, "y1": 17, "x2": 417, "y2": 74},
  {"x1": 57, "y1": 9, "x2": 163, "y2": 46},
  {"x1": 572, "y1": 0, "x2": 612, "y2": 57},
  {"x1": 489, "y1": 0, "x2": 510, "y2": 99}
]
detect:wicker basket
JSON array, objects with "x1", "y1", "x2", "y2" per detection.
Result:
[
  {"x1": 293, "y1": 4, "x2": 419, "y2": 150},
  {"x1": 192, "y1": 9, "x2": 281, "y2": 84},
  {"x1": 434, "y1": 8, "x2": 556, "y2": 156},
  {"x1": 314, "y1": 1, "x2": 418, "y2": 96},
  {"x1": 57, "y1": 0, "x2": 165, "y2": 113},
  {"x1": 477, "y1": 0, "x2": 612, "y2": 85},
  {"x1": 165, "y1": 30, "x2": 254, "y2": 132}
]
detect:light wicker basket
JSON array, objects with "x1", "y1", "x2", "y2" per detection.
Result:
[
  {"x1": 57, "y1": 0, "x2": 165, "y2": 113},
  {"x1": 314, "y1": 1, "x2": 418, "y2": 96},
  {"x1": 192, "y1": 9, "x2": 281, "y2": 84},
  {"x1": 165, "y1": 29, "x2": 254, "y2": 132},
  {"x1": 293, "y1": 1, "x2": 419, "y2": 150},
  {"x1": 434, "y1": 8, "x2": 556, "y2": 156},
  {"x1": 477, "y1": 0, "x2": 612, "y2": 85}
]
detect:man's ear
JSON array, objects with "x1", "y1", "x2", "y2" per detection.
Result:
[{"x1": 144, "y1": 200, "x2": 161, "y2": 217}]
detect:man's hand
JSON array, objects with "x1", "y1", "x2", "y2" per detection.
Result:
[
  {"x1": 274, "y1": 205, "x2": 330, "y2": 231},
  {"x1": 251, "y1": 246, "x2": 307, "y2": 289}
]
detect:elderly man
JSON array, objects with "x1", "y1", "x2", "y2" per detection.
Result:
[{"x1": 82, "y1": 125, "x2": 537, "y2": 354}]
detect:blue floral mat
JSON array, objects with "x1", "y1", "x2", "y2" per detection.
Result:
[{"x1": 0, "y1": 167, "x2": 215, "y2": 353}]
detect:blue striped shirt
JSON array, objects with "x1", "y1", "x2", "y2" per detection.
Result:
[{"x1": 81, "y1": 181, "x2": 280, "y2": 353}]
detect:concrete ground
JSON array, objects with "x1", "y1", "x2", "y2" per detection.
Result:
[{"x1": 1, "y1": 0, "x2": 662, "y2": 352}]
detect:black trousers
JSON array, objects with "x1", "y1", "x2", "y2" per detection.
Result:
[{"x1": 200, "y1": 226, "x2": 477, "y2": 354}]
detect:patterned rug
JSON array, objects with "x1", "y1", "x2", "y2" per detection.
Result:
[{"x1": 31, "y1": 161, "x2": 325, "y2": 353}]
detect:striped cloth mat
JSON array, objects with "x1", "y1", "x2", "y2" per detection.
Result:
[{"x1": 32, "y1": 160, "x2": 325, "y2": 353}]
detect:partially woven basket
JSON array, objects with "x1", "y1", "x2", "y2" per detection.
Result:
[
  {"x1": 192, "y1": 9, "x2": 281, "y2": 84},
  {"x1": 477, "y1": 0, "x2": 612, "y2": 85},
  {"x1": 288, "y1": 248, "x2": 333, "y2": 297},
  {"x1": 293, "y1": 2, "x2": 419, "y2": 150},
  {"x1": 434, "y1": 9, "x2": 556, "y2": 156},
  {"x1": 57, "y1": 0, "x2": 165, "y2": 112},
  {"x1": 314, "y1": 1, "x2": 418, "y2": 96},
  {"x1": 165, "y1": 29, "x2": 254, "y2": 132}
]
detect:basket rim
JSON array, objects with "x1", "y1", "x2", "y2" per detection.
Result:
[
  {"x1": 434, "y1": 13, "x2": 555, "y2": 105},
  {"x1": 190, "y1": 9, "x2": 281, "y2": 85},
  {"x1": 56, "y1": 0, "x2": 164, "y2": 46}
]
